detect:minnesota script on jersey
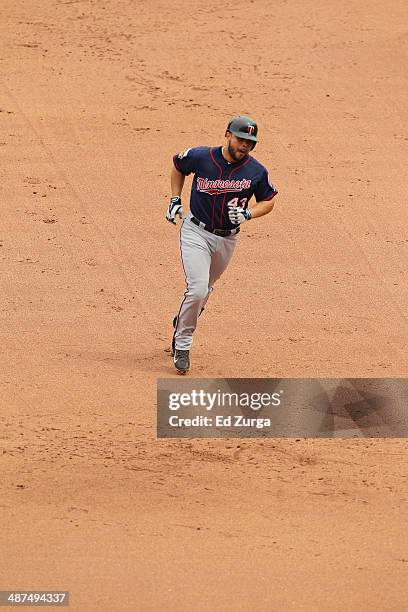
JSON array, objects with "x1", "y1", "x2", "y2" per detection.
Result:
[{"x1": 173, "y1": 146, "x2": 278, "y2": 230}]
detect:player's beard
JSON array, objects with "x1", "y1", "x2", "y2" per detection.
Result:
[{"x1": 228, "y1": 142, "x2": 247, "y2": 162}]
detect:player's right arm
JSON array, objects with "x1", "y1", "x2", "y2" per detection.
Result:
[
  {"x1": 166, "y1": 147, "x2": 202, "y2": 225},
  {"x1": 171, "y1": 165, "x2": 185, "y2": 197},
  {"x1": 166, "y1": 166, "x2": 185, "y2": 225}
]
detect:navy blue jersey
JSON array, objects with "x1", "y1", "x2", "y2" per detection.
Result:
[{"x1": 173, "y1": 146, "x2": 278, "y2": 230}]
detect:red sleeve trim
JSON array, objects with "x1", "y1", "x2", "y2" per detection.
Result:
[
  {"x1": 173, "y1": 155, "x2": 188, "y2": 174},
  {"x1": 257, "y1": 190, "x2": 278, "y2": 203}
]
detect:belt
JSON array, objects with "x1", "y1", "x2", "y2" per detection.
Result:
[{"x1": 190, "y1": 216, "x2": 240, "y2": 237}]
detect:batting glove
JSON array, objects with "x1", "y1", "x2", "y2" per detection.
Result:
[
  {"x1": 228, "y1": 204, "x2": 252, "y2": 225},
  {"x1": 166, "y1": 197, "x2": 184, "y2": 225}
]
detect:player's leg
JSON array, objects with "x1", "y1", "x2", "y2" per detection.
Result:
[
  {"x1": 173, "y1": 220, "x2": 212, "y2": 351},
  {"x1": 199, "y1": 285, "x2": 213, "y2": 315},
  {"x1": 172, "y1": 286, "x2": 212, "y2": 331},
  {"x1": 208, "y1": 233, "x2": 238, "y2": 288},
  {"x1": 180, "y1": 234, "x2": 236, "y2": 336},
  {"x1": 182, "y1": 234, "x2": 237, "y2": 326}
]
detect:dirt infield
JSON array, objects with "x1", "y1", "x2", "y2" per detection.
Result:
[{"x1": 1, "y1": 1, "x2": 407, "y2": 610}]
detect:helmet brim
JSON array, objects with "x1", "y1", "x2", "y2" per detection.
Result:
[{"x1": 229, "y1": 129, "x2": 257, "y2": 142}]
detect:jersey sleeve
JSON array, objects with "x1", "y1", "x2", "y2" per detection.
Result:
[
  {"x1": 254, "y1": 169, "x2": 278, "y2": 202},
  {"x1": 173, "y1": 147, "x2": 200, "y2": 176}
]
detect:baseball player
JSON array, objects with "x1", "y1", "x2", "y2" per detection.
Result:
[{"x1": 166, "y1": 115, "x2": 278, "y2": 374}]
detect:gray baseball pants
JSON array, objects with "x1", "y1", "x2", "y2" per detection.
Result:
[{"x1": 174, "y1": 213, "x2": 238, "y2": 351}]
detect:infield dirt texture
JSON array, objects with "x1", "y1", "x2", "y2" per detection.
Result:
[{"x1": 1, "y1": 1, "x2": 407, "y2": 610}]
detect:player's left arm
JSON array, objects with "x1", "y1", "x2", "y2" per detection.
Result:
[
  {"x1": 248, "y1": 168, "x2": 278, "y2": 219},
  {"x1": 228, "y1": 193, "x2": 276, "y2": 224},
  {"x1": 228, "y1": 168, "x2": 278, "y2": 226},
  {"x1": 248, "y1": 198, "x2": 276, "y2": 219}
]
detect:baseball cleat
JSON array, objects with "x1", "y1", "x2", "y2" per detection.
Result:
[{"x1": 173, "y1": 349, "x2": 190, "y2": 374}]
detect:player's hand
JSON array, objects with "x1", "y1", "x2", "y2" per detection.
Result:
[
  {"x1": 228, "y1": 204, "x2": 252, "y2": 225},
  {"x1": 166, "y1": 197, "x2": 184, "y2": 225}
]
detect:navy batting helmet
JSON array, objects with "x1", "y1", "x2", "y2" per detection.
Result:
[{"x1": 226, "y1": 115, "x2": 258, "y2": 147}]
